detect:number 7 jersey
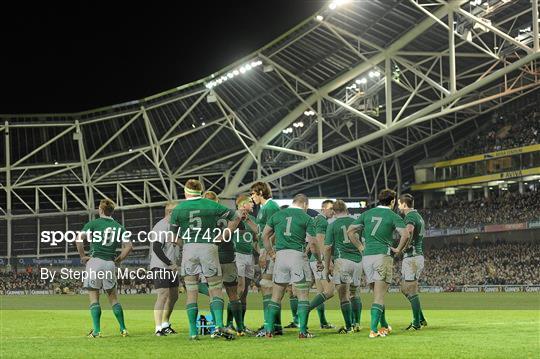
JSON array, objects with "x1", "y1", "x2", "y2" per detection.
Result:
[{"x1": 352, "y1": 206, "x2": 405, "y2": 256}]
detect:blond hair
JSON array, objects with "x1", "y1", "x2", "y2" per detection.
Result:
[{"x1": 99, "y1": 199, "x2": 115, "y2": 216}]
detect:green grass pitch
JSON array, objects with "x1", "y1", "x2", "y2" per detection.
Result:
[{"x1": 1, "y1": 292, "x2": 539, "y2": 358}]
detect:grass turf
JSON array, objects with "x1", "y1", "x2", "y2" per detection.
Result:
[{"x1": 1, "y1": 293, "x2": 539, "y2": 358}]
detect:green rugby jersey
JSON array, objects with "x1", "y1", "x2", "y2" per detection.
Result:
[
  {"x1": 267, "y1": 207, "x2": 315, "y2": 253},
  {"x1": 170, "y1": 197, "x2": 236, "y2": 246},
  {"x1": 403, "y1": 209, "x2": 425, "y2": 257},
  {"x1": 310, "y1": 213, "x2": 328, "y2": 262},
  {"x1": 256, "y1": 199, "x2": 280, "y2": 249},
  {"x1": 324, "y1": 216, "x2": 361, "y2": 263},
  {"x1": 352, "y1": 206, "x2": 405, "y2": 256},
  {"x1": 233, "y1": 215, "x2": 257, "y2": 255},
  {"x1": 217, "y1": 216, "x2": 235, "y2": 264},
  {"x1": 81, "y1": 217, "x2": 126, "y2": 261}
]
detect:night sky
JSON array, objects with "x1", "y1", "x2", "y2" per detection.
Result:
[{"x1": 0, "y1": 1, "x2": 325, "y2": 114}]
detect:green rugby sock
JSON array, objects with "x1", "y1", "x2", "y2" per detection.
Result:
[
  {"x1": 317, "y1": 303, "x2": 328, "y2": 326},
  {"x1": 290, "y1": 296, "x2": 299, "y2": 324},
  {"x1": 298, "y1": 300, "x2": 310, "y2": 334},
  {"x1": 266, "y1": 301, "x2": 281, "y2": 333},
  {"x1": 351, "y1": 297, "x2": 362, "y2": 325},
  {"x1": 309, "y1": 293, "x2": 327, "y2": 311},
  {"x1": 198, "y1": 282, "x2": 209, "y2": 296},
  {"x1": 89, "y1": 303, "x2": 101, "y2": 334},
  {"x1": 230, "y1": 300, "x2": 244, "y2": 331},
  {"x1": 340, "y1": 301, "x2": 352, "y2": 330},
  {"x1": 241, "y1": 302, "x2": 247, "y2": 322},
  {"x1": 275, "y1": 305, "x2": 282, "y2": 330},
  {"x1": 262, "y1": 294, "x2": 271, "y2": 328},
  {"x1": 226, "y1": 302, "x2": 234, "y2": 328},
  {"x1": 112, "y1": 303, "x2": 126, "y2": 332},
  {"x1": 210, "y1": 297, "x2": 225, "y2": 328},
  {"x1": 186, "y1": 303, "x2": 198, "y2": 336},
  {"x1": 370, "y1": 303, "x2": 384, "y2": 332},
  {"x1": 407, "y1": 294, "x2": 422, "y2": 326},
  {"x1": 380, "y1": 306, "x2": 389, "y2": 328}
]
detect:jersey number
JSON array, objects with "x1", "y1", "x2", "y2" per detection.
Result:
[
  {"x1": 189, "y1": 210, "x2": 202, "y2": 229},
  {"x1": 341, "y1": 225, "x2": 350, "y2": 243},
  {"x1": 371, "y1": 217, "x2": 382, "y2": 236},
  {"x1": 284, "y1": 217, "x2": 293, "y2": 236},
  {"x1": 102, "y1": 227, "x2": 115, "y2": 247}
]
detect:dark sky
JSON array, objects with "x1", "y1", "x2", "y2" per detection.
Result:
[{"x1": 0, "y1": 1, "x2": 325, "y2": 114}]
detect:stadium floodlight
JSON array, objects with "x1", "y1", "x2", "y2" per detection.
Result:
[
  {"x1": 329, "y1": 0, "x2": 351, "y2": 10},
  {"x1": 204, "y1": 59, "x2": 262, "y2": 89},
  {"x1": 356, "y1": 77, "x2": 367, "y2": 85}
]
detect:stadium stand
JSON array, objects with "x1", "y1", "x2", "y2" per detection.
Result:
[
  {"x1": 452, "y1": 104, "x2": 540, "y2": 159},
  {"x1": 420, "y1": 189, "x2": 540, "y2": 229}
]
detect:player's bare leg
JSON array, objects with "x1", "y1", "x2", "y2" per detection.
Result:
[
  {"x1": 153, "y1": 288, "x2": 169, "y2": 335},
  {"x1": 105, "y1": 287, "x2": 127, "y2": 336},
  {"x1": 87, "y1": 289, "x2": 102, "y2": 337}
]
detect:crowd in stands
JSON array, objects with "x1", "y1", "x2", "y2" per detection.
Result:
[
  {"x1": 413, "y1": 241, "x2": 540, "y2": 288},
  {"x1": 2, "y1": 240, "x2": 538, "y2": 294},
  {"x1": 0, "y1": 268, "x2": 81, "y2": 295},
  {"x1": 452, "y1": 106, "x2": 539, "y2": 158},
  {"x1": 421, "y1": 189, "x2": 540, "y2": 229}
]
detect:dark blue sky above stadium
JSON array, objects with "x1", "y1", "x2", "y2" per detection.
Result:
[{"x1": 0, "y1": 0, "x2": 324, "y2": 114}]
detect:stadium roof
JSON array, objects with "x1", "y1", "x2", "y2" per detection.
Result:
[{"x1": 1, "y1": 0, "x2": 539, "y2": 215}]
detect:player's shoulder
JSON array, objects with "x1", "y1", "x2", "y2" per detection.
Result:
[{"x1": 152, "y1": 217, "x2": 168, "y2": 230}]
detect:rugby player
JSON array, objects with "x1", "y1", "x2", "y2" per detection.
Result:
[
  {"x1": 76, "y1": 199, "x2": 132, "y2": 338},
  {"x1": 308, "y1": 199, "x2": 335, "y2": 329},
  {"x1": 397, "y1": 193, "x2": 427, "y2": 330},
  {"x1": 170, "y1": 179, "x2": 244, "y2": 340},
  {"x1": 149, "y1": 202, "x2": 181, "y2": 336},
  {"x1": 250, "y1": 182, "x2": 282, "y2": 335},
  {"x1": 262, "y1": 194, "x2": 322, "y2": 339},
  {"x1": 324, "y1": 200, "x2": 363, "y2": 334},
  {"x1": 347, "y1": 189, "x2": 409, "y2": 338}
]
